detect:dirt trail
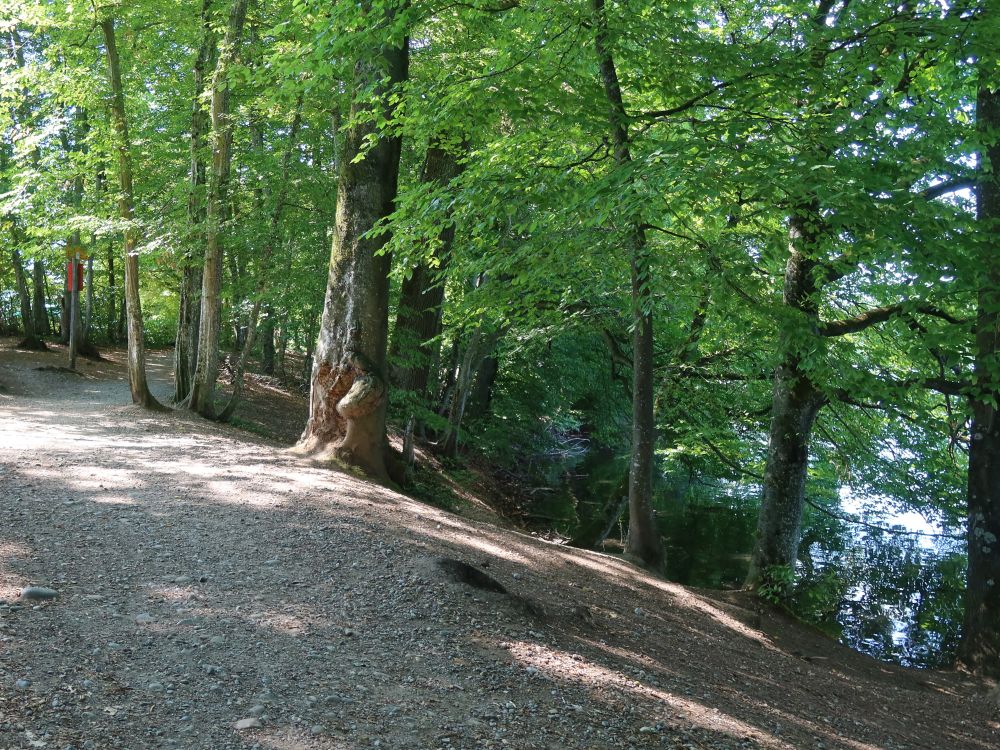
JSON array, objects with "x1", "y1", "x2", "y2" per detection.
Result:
[{"x1": 0, "y1": 339, "x2": 997, "y2": 750}]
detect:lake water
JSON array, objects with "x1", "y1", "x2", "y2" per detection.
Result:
[{"x1": 523, "y1": 450, "x2": 965, "y2": 669}]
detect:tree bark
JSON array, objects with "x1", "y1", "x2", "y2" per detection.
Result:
[
  {"x1": 957, "y1": 67, "x2": 1000, "y2": 679},
  {"x1": 439, "y1": 326, "x2": 502, "y2": 458},
  {"x1": 261, "y1": 306, "x2": 276, "y2": 375},
  {"x1": 571, "y1": 470, "x2": 629, "y2": 549},
  {"x1": 389, "y1": 142, "x2": 464, "y2": 405},
  {"x1": 175, "y1": 0, "x2": 215, "y2": 403},
  {"x1": 106, "y1": 238, "x2": 117, "y2": 342},
  {"x1": 297, "y1": 11, "x2": 409, "y2": 482},
  {"x1": 10, "y1": 245, "x2": 44, "y2": 349},
  {"x1": 591, "y1": 0, "x2": 664, "y2": 571},
  {"x1": 99, "y1": 17, "x2": 163, "y2": 410},
  {"x1": 31, "y1": 259, "x2": 48, "y2": 335},
  {"x1": 83, "y1": 256, "x2": 94, "y2": 341},
  {"x1": 189, "y1": 0, "x2": 248, "y2": 418},
  {"x1": 465, "y1": 353, "x2": 498, "y2": 420},
  {"x1": 218, "y1": 93, "x2": 303, "y2": 422},
  {"x1": 745, "y1": 214, "x2": 826, "y2": 592}
]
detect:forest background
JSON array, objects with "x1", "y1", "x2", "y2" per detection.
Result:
[{"x1": 1, "y1": 0, "x2": 998, "y2": 678}]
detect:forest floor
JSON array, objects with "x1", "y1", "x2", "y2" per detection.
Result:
[{"x1": 0, "y1": 337, "x2": 998, "y2": 750}]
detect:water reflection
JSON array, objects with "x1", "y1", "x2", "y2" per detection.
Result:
[{"x1": 524, "y1": 452, "x2": 965, "y2": 669}]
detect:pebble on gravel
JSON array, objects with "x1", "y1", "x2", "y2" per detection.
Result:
[
  {"x1": 134, "y1": 613, "x2": 155, "y2": 625},
  {"x1": 234, "y1": 718, "x2": 263, "y2": 730},
  {"x1": 20, "y1": 586, "x2": 58, "y2": 600}
]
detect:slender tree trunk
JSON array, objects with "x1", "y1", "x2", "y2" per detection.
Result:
[
  {"x1": 106, "y1": 238, "x2": 117, "y2": 342},
  {"x1": 745, "y1": 215, "x2": 825, "y2": 593},
  {"x1": 83, "y1": 257, "x2": 94, "y2": 341},
  {"x1": 218, "y1": 93, "x2": 303, "y2": 422},
  {"x1": 436, "y1": 338, "x2": 461, "y2": 418},
  {"x1": 99, "y1": 16, "x2": 163, "y2": 410},
  {"x1": 261, "y1": 306, "x2": 275, "y2": 375},
  {"x1": 465, "y1": 353, "x2": 498, "y2": 420},
  {"x1": 957, "y1": 68, "x2": 1000, "y2": 679},
  {"x1": 389, "y1": 142, "x2": 464, "y2": 404},
  {"x1": 31, "y1": 260, "x2": 48, "y2": 335},
  {"x1": 571, "y1": 470, "x2": 629, "y2": 549},
  {"x1": 440, "y1": 326, "x2": 502, "y2": 458},
  {"x1": 60, "y1": 290, "x2": 69, "y2": 343},
  {"x1": 176, "y1": 267, "x2": 202, "y2": 400},
  {"x1": 591, "y1": 0, "x2": 664, "y2": 571},
  {"x1": 175, "y1": 0, "x2": 215, "y2": 403},
  {"x1": 11, "y1": 245, "x2": 44, "y2": 349},
  {"x1": 189, "y1": 0, "x2": 248, "y2": 418},
  {"x1": 440, "y1": 330, "x2": 482, "y2": 458},
  {"x1": 3, "y1": 35, "x2": 44, "y2": 351},
  {"x1": 297, "y1": 14, "x2": 409, "y2": 481}
]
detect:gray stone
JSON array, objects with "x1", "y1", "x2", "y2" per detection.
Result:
[
  {"x1": 134, "y1": 613, "x2": 154, "y2": 625},
  {"x1": 15, "y1": 678, "x2": 31, "y2": 689},
  {"x1": 234, "y1": 718, "x2": 262, "y2": 730},
  {"x1": 20, "y1": 586, "x2": 58, "y2": 600}
]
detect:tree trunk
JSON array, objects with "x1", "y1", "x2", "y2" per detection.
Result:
[
  {"x1": 106, "y1": 238, "x2": 117, "y2": 342},
  {"x1": 591, "y1": 0, "x2": 664, "y2": 571},
  {"x1": 175, "y1": 266, "x2": 202, "y2": 401},
  {"x1": 31, "y1": 259, "x2": 48, "y2": 335},
  {"x1": 218, "y1": 93, "x2": 303, "y2": 422},
  {"x1": 59, "y1": 289, "x2": 69, "y2": 343},
  {"x1": 189, "y1": 0, "x2": 248, "y2": 418},
  {"x1": 261, "y1": 306, "x2": 276, "y2": 375},
  {"x1": 175, "y1": 0, "x2": 215, "y2": 403},
  {"x1": 957, "y1": 70, "x2": 1000, "y2": 679},
  {"x1": 745, "y1": 215, "x2": 825, "y2": 593},
  {"x1": 389, "y1": 142, "x2": 463, "y2": 404},
  {"x1": 11, "y1": 245, "x2": 44, "y2": 349},
  {"x1": 83, "y1": 257, "x2": 94, "y2": 341},
  {"x1": 297, "y1": 17, "x2": 409, "y2": 482},
  {"x1": 465, "y1": 353, "x2": 498, "y2": 420},
  {"x1": 439, "y1": 326, "x2": 502, "y2": 458},
  {"x1": 99, "y1": 16, "x2": 163, "y2": 410},
  {"x1": 277, "y1": 319, "x2": 289, "y2": 379},
  {"x1": 571, "y1": 470, "x2": 629, "y2": 549}
]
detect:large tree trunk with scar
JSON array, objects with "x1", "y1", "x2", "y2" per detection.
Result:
[
  {"x1": 100, "y1": 17, "x2": 162, "y2": 410},
  {"x1": 745, "y1": 215, "x2": 825, "y2": 593},
  {"x1": 297, "y1": 20, "x2": 408, "y2": 481},
  {"x1": 957, "y1": 67, "x2": 1000, "y2": 679},
  {"x1": 591, "y1": 0, "x2": 664, "y2": 571}
]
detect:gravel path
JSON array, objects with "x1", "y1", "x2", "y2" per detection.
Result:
[{"x1": 1, "y1": 340, "x2": 998, "y2": 750}]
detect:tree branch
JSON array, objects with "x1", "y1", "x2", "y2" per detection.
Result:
[
  {"x1": 633, "y1": 71, "x2": 761, "y2": 121},
  {"x1": 820, "y1": 303, "x2": 966, "y2": 337},
  {"x1": 921, "y1": 179, "x2": 976, "y2": 201},
  {"x1": 702, "y1": 436, "x2": 764, "y2": 480}
]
